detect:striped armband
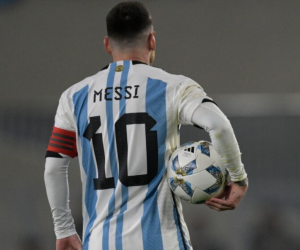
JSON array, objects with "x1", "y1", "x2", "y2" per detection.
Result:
[{"x1": 47, "y1": 126, "x2": 78, "y2": 158}]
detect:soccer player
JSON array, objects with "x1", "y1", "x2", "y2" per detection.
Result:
[{"x1": 44, "y1": 2, "x2": 248, "y2": 250}]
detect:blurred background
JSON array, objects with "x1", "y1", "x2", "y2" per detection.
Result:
[{"x1": 1, "y1": 0, "x2": 300, "y2": 249}]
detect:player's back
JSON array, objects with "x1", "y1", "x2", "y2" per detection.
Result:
[{"x1": 63, "y1": 60, "x2": 196, "y2": 250}]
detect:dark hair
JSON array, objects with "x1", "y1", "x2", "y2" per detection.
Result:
[{"x1": 106, "y1": 1, "x2": 152, "y2": 43}]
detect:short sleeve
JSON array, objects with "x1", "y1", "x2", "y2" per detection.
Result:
[
  {"x1": 46, "y1": 95, "x2": 77, "y2": 158},
  {"x1": 178, "y1": 79, "x2": 212, "y2": 125},
  {"x1": 54, "y1": 95, "x2": 75, "y2": 131}
]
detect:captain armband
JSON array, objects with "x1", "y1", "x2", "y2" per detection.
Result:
[{"x1": 46, "y1": 126, "x2": 78, "y2": 158}]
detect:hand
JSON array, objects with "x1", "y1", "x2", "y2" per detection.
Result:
[
  {"x1": 56, "y1": 234, "x2": 82, "y2": 250},
  {"x1": 205, "y1": 179, "x2": 248, "y2": 211}
]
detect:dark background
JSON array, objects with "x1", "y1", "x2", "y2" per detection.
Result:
[{"x1": 1, "y1": 1, "x2": 300, "y2": 249}]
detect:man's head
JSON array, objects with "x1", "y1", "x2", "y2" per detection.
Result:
[{"x1": 104, "y1": 1, "x2": 156, "y2": 64}]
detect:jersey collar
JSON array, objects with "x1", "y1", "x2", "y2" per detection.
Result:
[{"x1": 101, "y1": 60, "x2": 148, "y2": 71}]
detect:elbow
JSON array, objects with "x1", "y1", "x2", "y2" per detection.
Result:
[
  {"x1": 44, "y1": 163, "x2": 57, "y2": 180},
  {"x1": 210, "y1": 120, "x2": 233, "y2": 139},
  {"x1": 44, "y1": 158, "x2": 68, "y2": 180}
]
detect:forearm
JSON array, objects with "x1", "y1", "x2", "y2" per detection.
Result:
[
  {"x1": 44, "y1": 157, "x2": 76, "y2": 239},
  {"x1": 207, "y1": 123, "x2": 246, "y2": 182},
  {"x1": 191, "y1": 103, "x2": 247, "y2": 182}
]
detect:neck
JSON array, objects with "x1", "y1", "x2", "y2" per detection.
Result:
[{"x1": 111, "y1": 49, "x2": 150, "y2": 65}]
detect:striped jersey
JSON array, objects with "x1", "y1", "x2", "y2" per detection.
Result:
[{"x1": 48, "y1": 60, "x2": 211, "y2": 250}]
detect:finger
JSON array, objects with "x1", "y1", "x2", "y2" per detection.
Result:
[
  {"x1": 206, "y1": 199, "x2": 235, "y2": 210},
  {"x1": 206, "y1": 203, "x2": 233, "y2": 211},
  {"x1": 208, "y1": 198, "x2": 235, "y2": 207},
  {"x1": 206, "y1": 202, "x2": 233, "y2": 211},
  {"x1": 206, "y1": 204, "x2": 221, "y2": 211}
]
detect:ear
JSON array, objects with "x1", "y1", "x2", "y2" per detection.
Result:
[
  {"x1": 148, "y1": 31, "x2": 156, "y2": 51},
  {"x1": 104, "y1": 36, "x2": 112, "y2": 55}
]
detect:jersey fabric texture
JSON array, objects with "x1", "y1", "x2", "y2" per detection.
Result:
[{"x1": 50, "y1": 60, "x2": 210, "y2": 250}]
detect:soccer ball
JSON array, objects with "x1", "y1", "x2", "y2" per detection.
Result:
[{"x1": 167, "y1": 141, "x2": 227, "y2": 204}]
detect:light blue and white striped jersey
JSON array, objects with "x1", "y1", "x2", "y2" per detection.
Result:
[{"x1": 54, "y1": 60, "x2": 210, "y2": 250}]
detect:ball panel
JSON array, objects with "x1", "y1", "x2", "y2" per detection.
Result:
[
  {"x1": 171, "y1": 155, "x2": 180, "y2": 172},
  {"x1": 192, "y1": 188, "x2": 211, "y2": 204},
  {"x1": 197, "y1": 141, "x2": 211, "y2": 156},
  {"x1": 202, "y1": 166, "x2": 224, "y2": 195},
  {"x1": 167, "y1": 168, "x2": 177, "y2": 178},
  {"x1": 169, "y1": 177, "x2": 195, "y2": 198},
  {"x1": 170, "y1": 155, "x2": 197, "y2": 176},
  {"x1": 206, "y1": 166, "x2": 223, "y2": 183},
  {"x1": 209, "y1": 146, "x2": 226, "y2": 172},
  {"x1": 203, "y1": 182, "x2": 221, "y2": 195},
  {"x1": 183, "y1": 170, "x2": 217, "y2": 190},
  {"x1": 173, "y1": 182, "x2": 193, "y2": 201},
  {"x1": 210, "y1": 185, "x2": 224, "y2": 198},
  {"x1": 195, "y1": 153, "x2": 215, "y2": 172},
  {"x1": 178, "y1": 149, "x2": 196, "y2": 167},
  {"x1": 169, "y1": 177, "x2": 179, "y2": 193},
  {"x1": 181, "y1": 159, "x2": 197, "y2": 176},
  {"x1": 181, "y1": 179, "x2": 194, "y2": 197}
]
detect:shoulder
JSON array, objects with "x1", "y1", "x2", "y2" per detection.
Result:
[
  {"x1": 60, "y1": 70, "x2": 107, "y2": 101},
  {"x1": 132, "y1": 64, "x2": 191, "y2": 85},
  {"x1": 133, "y1": 64, "x2": 205, "y2": 94}
]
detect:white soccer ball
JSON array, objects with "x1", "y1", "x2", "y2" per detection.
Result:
[{"x1": 167, "y1": 141, "x2": 227, "y2": 204}]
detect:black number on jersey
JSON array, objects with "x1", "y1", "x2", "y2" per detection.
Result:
[
  {"x1": 83, "y1": 113, "x2": 158, "y2": 190},
  {"x1": 115, "y1": 113, "x2": 158, "y2": 186},
  {"x1": 83, "y1": 116, "x2": 115, "y2": 189}
]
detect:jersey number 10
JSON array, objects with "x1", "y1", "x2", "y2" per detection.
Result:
[{"x1": 83, "y1": 112, "x2": 158, "y2": 190}]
